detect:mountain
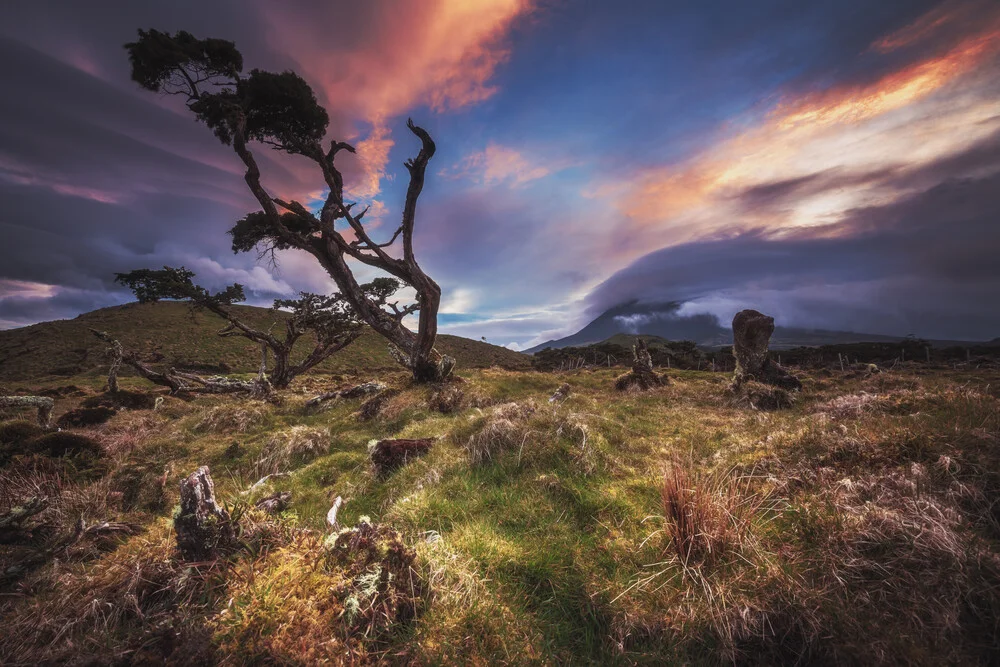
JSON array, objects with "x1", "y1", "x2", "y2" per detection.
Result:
[
  {"x1": 0, "y1": 301, "x2": 530, "y2": 383},
  {"x1": 524, "y1": 301, "x2": 973, "y2": 353}
]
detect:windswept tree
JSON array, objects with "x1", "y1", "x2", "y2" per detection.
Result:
[
  {"x1": 124, "y1": 29, "x2": 455, "y2": 382},
  {"x1": 115, "y1": 266, "x2": 400, "y2": 389}
]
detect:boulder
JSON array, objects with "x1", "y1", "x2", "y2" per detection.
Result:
[{"x1": 731, "y1": 310, "x2": 801, "y2": 391}]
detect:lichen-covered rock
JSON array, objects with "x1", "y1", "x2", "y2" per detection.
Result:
[
  {"x1": 174, "y1": 466, "x2": 235, "y2": 561},
  {"x1": 614, "y1": 339, "x2": 667, "y2": 391},
  {"x1": 731, "y1": 310, "x2": 801, "y2": 391}
]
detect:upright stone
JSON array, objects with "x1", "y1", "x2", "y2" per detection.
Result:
[
  {"x1": 614, "y1": 338, "x2": 666, "y2": 391},
  {"x1": 174, "y1": 466, "x2": 235, "y2": 561},
  {"x1": 731, "y1": 310, "x2": 801, "y2": 390}
]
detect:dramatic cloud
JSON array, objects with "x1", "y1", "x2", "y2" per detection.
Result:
[{"x1": 1, "y1": 0, "x2": 998, "y2": 348}]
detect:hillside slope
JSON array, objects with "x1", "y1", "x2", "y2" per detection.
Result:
[{"x1": 0, "y1": 302, "x2": 529, "y2": 382}]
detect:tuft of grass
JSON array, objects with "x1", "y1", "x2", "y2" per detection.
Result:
[
  {"x1": 659, "y1": 458, "x2": 770, "y2": 567},
  {"x1": 253, "y1": 425, "x2": 330, "y2": 478},
  {"x1": 195, "y1": 400, "x2": 272, "y2": 433},
  {"x1": 462, "y1": 400, "x2": 537, "y2": 466}
]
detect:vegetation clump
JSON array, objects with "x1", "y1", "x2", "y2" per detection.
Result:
[
  {"x1": 369, "y1": 438, "x2": 435, "y2": 477},
  {"x1": 464, "y1": 400, "x2": 537, "y2": 465},
  {"x1": 56, "y1": 406, "x2": 117, "y2": 428},
  {"x1": 325, "y1": 517, "x2": 422, "y2": 637}
]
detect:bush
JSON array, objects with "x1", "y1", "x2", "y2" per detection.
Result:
[
  {"x1": 82, "y1": 390, "x2": 157, "y2": 410},
  {"x1": 464, "y1": 401, "x2": 536, "y2": 466},
  {"x1": 1, "y1": 421, "x2": 55, "y2": 467},
  {"x1": 25, "y1": 432, "x2": 104, "y2": 459},
  {"x1": 0, "y1": 420, "x2": 44, "y2": 447},
  {"x1": 56, "y1": 406, "x2": 117, "y2": 429}
]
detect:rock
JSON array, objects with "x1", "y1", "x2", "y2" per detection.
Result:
[
  {"x1": 174, "y1": 466, "x2": 235, "y2": 561},
  {"x1": 254, "y1": 491, "x2": 291, "y2": 514},
  {"x1": 369, "y1": 438, "x2": 434, "y2": 476},
  {"x1": 614, "y1": 339, "x2": 667, "y2": 391},
  {"x1": 730, "y1": 310, "x2": 801, "y2": 391}
]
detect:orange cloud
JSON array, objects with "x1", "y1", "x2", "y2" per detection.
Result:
[
  {"x1": 443, "y1": 142, "x2": 558, "y2": 186},
  {"x1": 588, "y1": 7, "x2": 1000, "y2": 266},
  {"x1": 264, "y1": 0, "x2": 532, "y2": 120},
  {"x1": 260, "y1": 0, "x2": 532, "y2": 204}
]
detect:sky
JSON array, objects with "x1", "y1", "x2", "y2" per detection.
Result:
[{"x1": 1, "y1": 0, "x2": 999, "y2": 348}]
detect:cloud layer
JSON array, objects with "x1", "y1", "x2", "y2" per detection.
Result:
[{"x1": 1, "y1": 0, "x2": 998, "y2": 349}]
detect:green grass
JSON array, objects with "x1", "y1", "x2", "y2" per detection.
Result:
[{"x1": 1, "y1": 361, "x2": 999, "y2": 664}]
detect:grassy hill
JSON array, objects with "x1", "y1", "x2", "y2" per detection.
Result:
[{"x1": 0, "y1": 301, "x2": 530, "y2": 383}]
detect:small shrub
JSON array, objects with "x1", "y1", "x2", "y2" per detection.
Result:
[
  {"x1": 25, "y1": 432, "x2": 103, "y2": 459},
  {"x1": 325, "y1": 517, "x2": 422, "y2": 637},
  {"x1": 0, "y1": 420, "x2": 44, "y2": 446},
  {"x1": 56, "y1": 406, "x2": 117, "y2": 429},
  {"x1": 428, "y1": 383, "x2": 465, "y2": 414},
  {"x1": 0, "y1": 421, "x2": 45, "y2": 464},
  {"x1": 82, "y1": 390, "x2": 157, "y2": 410}
]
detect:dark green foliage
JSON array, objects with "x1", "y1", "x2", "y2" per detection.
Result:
[
  {"x1": 229, "y1": 211, "x2": 317, "y2": 254},
  {"x1": 114, "y1": 266, "x2": 244, "y2": 307},
  {"x1": 239, "y1": 69, "x2": 328, "y2": 153},
  {"x1": 126, "y1": 31, "x2": 327, "y2": 157},
  {"x1": 125, "y1": 29, "x2": 242, "y2": 92},
  {"x1": 56, "y1": 407, "x2": 117, "y2": 429}
]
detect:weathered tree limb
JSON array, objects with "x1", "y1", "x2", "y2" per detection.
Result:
[
  {"x1": 306, "y1": 381, "x2": 386, "y2": 408},
  {"x1": 0, "y1": 396, "x2": 54, "y2": 427},
  {"x1": 90, "y1": 329, "x2": 272, "y2": 396},
  {"x1": 0, "y1": 496, "x2": 49, "y2": 530},
  {"x1": 326, "y1": 495, "x2": 344, "y2": 531}
]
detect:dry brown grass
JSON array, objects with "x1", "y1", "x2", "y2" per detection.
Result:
[
  {"x1": 195, "y1": 400, "x2": 272, "y2": 433},
  {"x1": 253, "y1": 425, "x2": 329, "y2": 478},
  {"x1": 659, "y1": 458, "x2": 771, "y2": 567},
  {"x1": 464, "y1": 400, "x2": 537, "y2": 466}
]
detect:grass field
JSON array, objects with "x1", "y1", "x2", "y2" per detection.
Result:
[{"x1": 1, "y1": 335, "x2": 999, "y2": 663}]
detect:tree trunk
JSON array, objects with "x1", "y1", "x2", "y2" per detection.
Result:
[{"x1": 175, "y1": 466, "x2": 235, "y2": 561}]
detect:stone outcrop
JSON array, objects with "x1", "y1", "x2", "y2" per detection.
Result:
[
  {"x1": 174, "y1": 466, "x2": 235, "y2": 561},
  {"x1": 730, "y1": 310, "x2": 801, "y2": 391},
  {"x1": 614, "y1": 339, "x2": 667, "y2": 391}
]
